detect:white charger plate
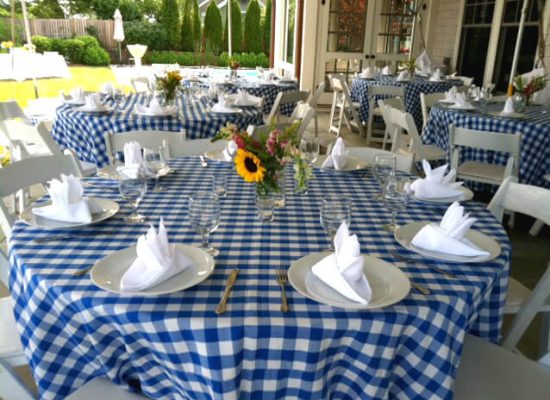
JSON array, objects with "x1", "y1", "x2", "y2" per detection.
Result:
[
  {"x1": 414, "y1": 187, "x2": 474, "y2": 204},
  {"x1": 135, "y1": 106, "x2": 177, "y2": 117},
  {"x1": 313, "y1": 155, "x2": 369, "y2": 172},
  {"x1": 289, "y1": 252, "x2": 410, "y2": 310},
  {"x1": 447, "y1": 104, "x2": 476, "y2": 111},
  {"x1": 20, "y1": 197, "x2": 119, "y2": 229},
  {"x1": 394, "y1": 221, "x2": 501, "y2": 263},
  {"x1": 91, "y1": 244, "x2": 215, "y2": 295},
  {"x1": 97, "y1": 165, "x2": 173, "y2": 180},
  {"x1": 64, "y1": 99, "x2": 86, "y2": 106},
  {"x1": 487, "y1": 111, "x2": 525, "y2": 119},
  {"x1": 204, "y1": 149, "x2": 231, "y2": 163}
]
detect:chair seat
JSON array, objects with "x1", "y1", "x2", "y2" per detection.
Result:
[
  {"x1": 454, "y1": 334, "x2": 550, "y2": 400},
  {"x1": 0, "y1": 361, "x2": 34, "y2": 400},
  {"x1": 352, "y1": 101, "x2": 360, "y2": 109},
  {"x1": 457, "y1": 161, "x2": 505, "y2": 183},
  {"x1": 79, "y1": 160, "x2": 97, "y2": 177},
  {"x1": 0, "y1": 297, "x2": 25, "y2": 361},
  {"x1": 505, "y1": 277, "x2": 550, "y2": 314},
  {"x1": 372, "y1": 107, "x2": 382, "y2": 116},
  {"x1": 419, "y1": 144, "x2": 446, "y2": 161},
  {"x1": 66, "y1": 377, "x2": 149, "y2": 399}
]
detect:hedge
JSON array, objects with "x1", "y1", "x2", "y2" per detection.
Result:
[
  {"x1": 31, "y1": 34, "x2": 110, "y2": 66},
  {"x1": 223, "y1": 0, "x2": 243, "y2": 53},
  {"x1": 160, "y1": 0, "x2": 180, "y2": 50},
  {"x1": 218, "y1": 52, "x2": 269, "y2": 68},
  {"x1": 181, "y1": 0, "x2": 194, "y2": 52},
  {"x1": 262, "y1": 0, "x2": 272, "y2": 55},
  {"x1": 204, "y1": 0, "x2": 222, "y2": 54},
  {"x1": 124, "y1": 21, "x2": 170, "y2": 51},
  {"x1": 244, "y1": 0, "x2": 262, "y2": 53},
  {"x1": 145, "y1": 51, "x2": 200, "y2": 66},
  {"x1": 191, "y1": 0, "x2": 202, "y2": 52},
  {"x1": 145, "y1": 51, "x2": 269, "y2": 68}
]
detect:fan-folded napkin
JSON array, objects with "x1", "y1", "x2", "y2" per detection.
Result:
[
  {"x1": 444, "y1": 86, "x2": 457, "y2": 102},
  {"x1": 321, "y1": 137, "x2": 349, "y2": 170},
  {"x1": 501, "y1": 97, "x2": 515, "y2": 114},
  {"x1": 411, "y1": 202, "x2": 490, "y2": 257},
  {"x1": 312, "y1": 222, "x2": 372, "y2": 304},
  {"x1": 360, "y1": 67, "x2": 373, "y2": 79},
  {"x1": 100, "y1": 82, "x2": 114, "y2": 97},
  {"x1": 135, "y1": 97, "x2": 168, "y2": 116},
  {"x1": 397, "y1": 70, "x2": 410, "y2": 81},
  {"x1": 429, "y1": 69, "x2": 442, "y2": 82},
  {"x1": 212, "y1": 99, "x2": 234, "y2": 113},
  {"x1": 381, "y1": 66, "x2": 391, "y2": 76},
  {"x1": 70, "y1": 88, "x2": 85, "y2": 102},
  {"x1": 32, "y1": 174, "x2": 102, "y2": 223},
  {"x1": 233, "y1": 90, "x2": 262, "y2": 106},
  {"x1": 409, "y1": 160, "x2": 464, "y2": 199},
  {"x1": 120, "y1": 218, "x2": 194, "y2": 292},
  {"x1": 123, "y1": 141, "x2": 144, "y2": 168},
  {"x1": 82, "y1": 94, "x2": 107, "y2": 111},
  {"x1": 453, "y1": 93, "x2": 472, "y2": 108}
]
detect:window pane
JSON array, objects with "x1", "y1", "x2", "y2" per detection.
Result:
[
  {"x1": 326, "y1": 0, "x2": 368, "y2": 52},
  {"x1": 285, "y1": 0, "x2": 296, "y2": 64}
]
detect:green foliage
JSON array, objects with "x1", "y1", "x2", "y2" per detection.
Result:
[
  {"x1": 145, "y1": 50, "x2": 200, "y2": 66},
  {"x1": 204, "y1": 0, "x2": 222, "y2": 55},
  {"x1": 180, "y1": 0, "x2": 194, "y2": 52},
  {"x1": 159, "y1": 0, "x2": 181, "y2": 50},
  {"x1": 124, "y1": 21, "x2": 170, "y2": 50},
  {"x1": 218, "y1": 52, "x2": 269, "y2": 68},
  {"x1": 0, "y1": 18, "x2": 23, "y2": 44},
  {"x1": 31, "y1": 35, "x2": 52, "y2": 53},
  {"x1": 119, "y1": 0, "x2": 143, "y2": 21},
  {"x1": 191, "y1": 0, "x2": 201, "y2": 52},
  {"x1": 29, "y1": 0, "x2": 65, "y2": 18},
  {"x1": 82, "y1": 46, "x2": 111, "y2": 65},
  {"x1": 91, "y1": 0, "x2": 119, "y2": 19},
  {"x1": 85, "y1": 25, "x2": 100, "y2": 39},
  {"x1": 223, "y1": 0, "x2": 242, "y2": 53},
  {"x1": 55, "y1": 39, "x2": 86, "y2": 63},
  {"x1": 74, "y1": 35, "x2": 100, "y2": 48},
  {"x1": 262, "y1": 0, "x2": 271, "y2": 56},
  {"x1": 33, "y1": 35, "x2": 109, "y2": 66},
  {"x1": 244, "y1": 0, "x2": 262, "y2": 53}
]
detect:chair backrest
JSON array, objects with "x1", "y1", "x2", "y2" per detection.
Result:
[
  {"x1": 104, "y1": 130, "x2": 187, "y2": 164},
  {"x1": 369, "y1": 85, "x2": 405, "y2": 98},
  {"x1": 330, "y1": 75, "x2": 366, "y2": 135},
  {"x1": 449, "y1": 125, "x2": 521, "y2": 177},
  {"x1": 386, "y1": 106, "x2": 422, "y2": 151},
  {"x1": 247, "y1": 122, "x2": 291, "y2": 139},
  {"x1": 348, "y1": 147, "x2": 414, "y2": 174},
  {"x1": 170, "y1": 138, "x2": 227, "y2": 157},
  {"x1": 377, "y1": 98, "x2": 404, "y2": 148},
  {"x1": 455, "y1": 76, "x2": 474, "y2": 86},
  {"x1": 0, "y1": 100, "x2": 26, "y2": 121},
  {"x1": 0, "y1": 153, "x2": 83, "y2": 238},
  {"x1": 131, "y1": 77, "x2": 150, "y2": 93},
  {"x1": 1, "y1": 120, "x2": 60, "y2": 156},
  {"x1": 420, "y1": 92, "x2": 445, "y2": 129},
  {"x1": 266, "y1": 90, "x2": 310, "y2": 124},
  {"x1": 294, "y1": 105, "x2": 316, "y2": 140},
  {"x1": 308, "y1": 82, "x2": 326, "y2": 108}
]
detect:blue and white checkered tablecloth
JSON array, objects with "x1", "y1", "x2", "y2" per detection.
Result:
[
  {"x1": 50, "y1": 94, "x2": 264, "y2": 168},
  {"x1": 423, "y1": 103, "x2": 550, "y2": 188},
  {"x1": 9, "y1": 159, "x2": 510, "y2": 400},
  {"x1": 350, "y1": 76, "x2": 462, "y2": 130}
]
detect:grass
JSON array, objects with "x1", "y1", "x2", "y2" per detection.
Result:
[{"x1": 0, "y1": 66, "x2": 121, "y2": 108}]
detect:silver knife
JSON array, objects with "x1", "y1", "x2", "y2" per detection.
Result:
[{"x1": 215, "y1": 269, "x2": 239, "y2": 315}]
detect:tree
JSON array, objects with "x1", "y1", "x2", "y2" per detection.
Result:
[
  {"x1": 262, "y1": 0, "x2": 271, "y2": 55},
  {"x1": 29, "y1": 0, "x2": 65, "y2": 18},
  {"x1": 203, "y1": 0, "x2": 222, "y2": 54},
  {"x1": 244, "y1": 0, "x2": 262, "y2": 53},
  {"x1": 191, "y1": 0, "x2": 201, "y2": 52},
  {"x1": 223, "y1": 0, "x2": 242, "y2": 53},
  {"x1": 180, "y1": 0, "x2": 193, "y2": 51},
  {"x1": 159, "y1": 0, "x2": 180, "y2": 50},
  {"x1": 119, "y1": 0, "x2": 143, "y2": 21},
  {"x1": 91, "y1": 0, "x2": 119, "y2": 19}
]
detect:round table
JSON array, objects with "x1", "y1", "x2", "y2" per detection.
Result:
[
  {"x1": 423, "y1": 103, "x2": 550, "y2": 188},
  {"x1": 9, "y1": 159, "x2": 510, "y2": 399},
  {"x1": 350, "y1": 76, "x2": 462, "y2": 130},
  {"x1": 50, "y1": 94, "x2": 264, "y2": 168}
]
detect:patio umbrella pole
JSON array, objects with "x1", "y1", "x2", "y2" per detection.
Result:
[
  {"x1": 228, "y1": 0, "x2": 233, "y2": 56},
  {"x1": 507, "y1": 0, "x2": 530, "y2": 96},
  {"x1": 20, "y1": 0, "x2": 39, "y2": 99}
]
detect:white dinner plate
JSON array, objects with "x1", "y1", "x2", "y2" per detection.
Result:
[
  {"x1": 414, "y1": 187, "x2": 474, "y2": 204},
  {"x1": 288, "y1": 252, "x2": 410, "y2": 310},
  {"x1": 487, "y1": 111, "x2": 525, "y2": 119},
  {"x1": 447, "y1": 104, "x2": 476, "y2": 111},
  {"x1": 134, "y1": 107, "x2": 177, "y2": 117},
  {"x1": 76, "y1": 105, "x2": 113, "y2": 113},
  {"x1": 91, "y1": 244, "x2": 215, "y2": 295},
  {"x1": 97, "y1": 165, "x2": 173, "y2": 180},
  {"x1": 20, "y1": 197, "x2": 119, "y2": 229},
  {"x1": 313, "y1": 155, "x2": 369, "y2": 172},
  {"x1": 210, "y1": 107, "x2": 243, "y2": 114},
  {"x1": 394, "y1": 221, "x2": 501, "y2": 263},
  {"x1": 438, "y1": 99, "x2": 455, "y2": 104},
  {"x1": 203, "y1": 149, "x2": 231, "y2": 163},
  {"x1": 64, "y1": 99, "x2": 85, "y2": 106}
]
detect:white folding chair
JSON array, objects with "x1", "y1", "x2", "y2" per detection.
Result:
[
  {"x1": 0, "y1": 100, "x2": 27, "y2": 122},
  {"x1": 266, "y1": 90, "x2": 310, "y2": 124},
  {"x1": 328, "y1": 75, "x2": 365, "y2": 137},
  {"x1": 454, "y1": 76, "x2": 474, "y2": 87},
  {"x1": 420, "y1": 92, "x2": 445, "y2": 130},
  {"x1": 449, "y1": 125, "x2": 521, "y2": 187},
  {"x1": 454, "y1": 262, "x2": 550, "y2": 400},
  {"x1": 366, "y1": 85, "x2": 405, "y2": 145},
  {"x1": 387, "y1": 106, "x2": 446, "y2": 162},
  {"x1": 170, "y1": 138, "x2": 227, "y2": 157},
  {"x1": 529, "y1": 174, "x2": 550, "y2": 236},
  {"x1": 66, "y1": 377, "x2": 149, "y2": 399},
  {"x1": 104, "y1": 130, "x2": 187, "y2": 164},
  {"x1": 308, "y1": 82, "x2": 326, "y2": 138},
  {"x1": 290, "y1": 102, "x2": 316, "y2": 140},
  {"x1": 348, "y1": 147, "x2": 414, "y2": 174},
  {"x1": 131, "y1": 77, "x2": 150, "y2": 93},
  {"x1": 377, "y1": 97, "x2": 404, "y2": 150}
]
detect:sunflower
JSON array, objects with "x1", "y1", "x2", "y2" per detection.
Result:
[{"x1": 234, "y1": 149, "x2": 265, "y2": 183}]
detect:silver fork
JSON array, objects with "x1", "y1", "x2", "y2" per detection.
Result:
[{"x1": 276, "y1": 269, "x2": 290, "y2": 312}]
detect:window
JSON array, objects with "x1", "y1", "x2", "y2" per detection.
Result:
[
  {"x1": 284, "y1": 0, "x2": 296, "y2": 64},
  {"x1": 326, "y1": 0, "x2": 368, "y2": 53}
]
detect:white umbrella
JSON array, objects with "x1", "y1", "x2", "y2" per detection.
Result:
[
  {"x1": 19, "y1": 0, "x2": 38, "y2": 98},
  {"x1": 113, "y1": 9, "x2": 125, "y2": 65},
  {"x1": 507, "y1": 0, "x2": 530, "y2": 96},
  {"x1": 228, "y1": 0, "x2": 232, "y2": 56}
]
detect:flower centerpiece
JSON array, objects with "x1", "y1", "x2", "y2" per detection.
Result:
[
  {"x1": 0, "y1": 145, "x2": 11, "y2": 167},
  {"x1": 0, "y1": 41, "x2": 13, "y2": 53},
  {"x1": 513, "y1": 74, "x2": 547, "y2": 109},
  {"x1": 155, "y1": 70, "x2": 182, "y2": 106},
  {"x1": 212, "y1": 122, "x2": 311, "y2": 199},
  {"x1": 229, "y1": 58, "x2": 241, "y2": 80},
  {"x1": 401, "y1": 59, "x2": 416, "y2": 75}
]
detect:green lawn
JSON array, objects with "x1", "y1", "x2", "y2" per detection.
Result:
[{"x1": 0, "y1": 66, "x2": 128, "y2": 108}]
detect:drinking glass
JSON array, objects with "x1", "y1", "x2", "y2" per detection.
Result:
[
  {"x1": 188, "y1": 193, "x2": 221, "y2": 256},
  {"x1": 300, "y1": 135, "x2": 320, "y2": 165},
  {"x1": 256, "y1": 192, "x2": 275, "y2": 222},
  {"x1": 320, "y1": 196, "x2": 352, "y2": 250},
  {"x1": 143, "y1": 146, "x2": 168, "y2": 192},
  {"x1": 372, "y1": 153, "x2": 396, "y2": 199},
  {"x1": 479, "y1": 87, "x2": 492, "y2": 108},
  {"x1": 113, "y1": 88, "x2": 125, "y2": 110},
  {"x1": 383, "y1": 174, "x2": 410, "y2": 233},
  {"x1": 118, "y1": 167, "x2": 148, "y2": 224},
  {"x1": 211, "y1": 172, "x2": 227, "y2": 198}
]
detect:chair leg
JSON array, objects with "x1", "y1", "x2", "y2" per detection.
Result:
[{"x1": 529, "y1": 219, "x2": 545, "y2": 236}]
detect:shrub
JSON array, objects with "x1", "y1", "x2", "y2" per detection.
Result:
[
  {"x1": 145, "y1": 50, "x2": 200, "y2": 66},
  {"x1": 159, "y1": 0, "x2": 181, "y2": 50},
  {"x1": 223, "y1": 0, "x2": 243, "y2": 53},
  {"x1": 218, "y1": 52, "x2": 269, "y2": 68},
  {"x1": 74, "y1": 35, "x2": 100, "y2": 48},
  {"x1": 85, "y1": 25, "x2": 99, "y2": 39},
  {"x1": 57, "y1": 39, "x2": 86, "y2": 63},
  {"x1": 262, "y1": 0, "x2": 271, "y2": 56},
  {"x1": 119, "y1": 0, "x2": 143, "y2": 21},
  {"x1": 181, "y1": 0, "x2": 194, "y2": 52},
  {"x1": 82, "y1": 45, "x2": 110, "y2": 65},
  {"x1": 32, "y1": 35, "x2": 52, "y2": 53},
  {"x1": 191, "y1": 0, "x2": 202, "y2": 52},
  {"x1": 244, "y1": 0, "x2": 262, "y2": 53},
  {"x1": 204, "y1": 0, "x2": 222, "y2": 54},
  {"x1": 124, "y1": 21, "x2": 170, "y2": 51}
]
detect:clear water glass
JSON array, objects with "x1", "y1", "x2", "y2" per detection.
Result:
[
  {"x1": 113, "y1": 88, "x2": 125, "y2": 109},
  {"x1": 372, "y1": 153, "x2": 396, "y2": 199},
  {"x1": 320, "y1": 196, "x2": 352, "y2": 250},
  {"x1": 212, "y1": 173, "x2": 227, "y2": 198},
  {"x1": 256, "y1": 192, "x2": 275, "y2": 222},
  {"x1": 300, "y1": 135, "x2": 320, "y2": 165},
  {"x1": 118, "y1": 167, "x2": 148, "y2": 224},
  {"x1": 188, "y1": 193, "x2": 221, "y2": 256},
  {"x1": 143, "y1": 146, "x2": 168, "y2": 192},
  {"x1": 383, "y1": 174, "x2": 410, "y2": 233}
]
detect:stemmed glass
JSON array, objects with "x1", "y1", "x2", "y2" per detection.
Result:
[
  {"x1": 118, "y1": 167, "x2": 148, "y2": 224},
  {"x1": 372, "y1": 153, "x2": 396, "y2": 199},
  {"x1": 298, "y1": 135, "x2": 320, "y2": 194},
  {"x1": 188, "y1": 193, "x2": 221, "y2": 256},
  {"x1": 143, "y1": 146, "x2": 168, "y2": 192},
  {"x1": 113, "y1": 88, "x2": 125, "y2": 110},
  {"x1": 320, "y1": 196, "x2": 351, "y2": 250},
  {"x1": 382, "y1": 173, "x2": 410, "y2": 233}
]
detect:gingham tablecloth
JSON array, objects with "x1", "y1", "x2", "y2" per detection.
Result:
[
  {"x1": 350, "y1": 76, "x2": 462, "y2": 130},
  {"x1": 50, "y1": 94, "x2": 264, "y2": 168},
  {"x1": 423, "y1": 103, "x2": 550, "y2": 188},
  {"x1": 9, "y1": 159, "x2": 510, "y2": 400}
]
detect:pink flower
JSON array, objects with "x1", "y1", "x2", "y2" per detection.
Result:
[{"x1": 233, "y1": 135, "x2": 245, "y2": 149}]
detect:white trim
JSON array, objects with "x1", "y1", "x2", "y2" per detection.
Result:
[
  {"x1": 300, "y1": 0, "x2": 319, "y2": 92},
  {"x1": 452, "y1": 0, "x2": 466, "y2": 70},
  {"x1": 483, "y1": 0, "x2": 505, "y2": 86}
]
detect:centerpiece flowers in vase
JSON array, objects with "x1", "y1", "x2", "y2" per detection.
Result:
[
  {"x1": 513, "y1": 74, "x2": 547, "y2": 111},
  {"x1": 155, "y1": 70, "x2": 182, "y2": 106},
  {"x1": 212, "y1": 122, "x2": 312, "y2": 221},
  {"x1": 0, "y1": 145, "x2": 11, "y2": 166},
  {"x1": 401, "y1": 59, "x2": 416, "y2": 76}
]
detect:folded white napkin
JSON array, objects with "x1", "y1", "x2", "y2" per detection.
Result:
[
  {"x1": 32, "y1": 174, "x2": 102, "y2": 223},
  {"x1": 381, "y1": 66, "x2": 391, "y2": 76},
  {"x1": 397, "y1": 70, "x2": 410, "y2": 81},
  {"x1": 135, "y1": 97, "x2": 167, "y2": 116},
  {"x1": 415, "y1": 50, "x2": 432, "y2": 71},
  {"x1": 411, "y1": 202, "x2": 490, "y2": 257},
  {"x1": 312, "y1": 222, "x2": 372, "y2": 304},
  {"x1": 120, "y1": 218, "x2": 194, "y2": 292},
  {"x1": 409, "y1": 160, "x2": 464, "y2": 199},
  {"x1": 70, "y1": 88, "x2": 85, "y2": 102},
  {"x1": 212, "y1": 100, "x2": 235, "y2": 113},
  {"x1": 501, "y1": 97, "x2": 515, "y2": 114},
  {"x1": 453, "y1": 93, "x2": 472, "y2": 108},
  {"x1": 100, "y1": 82, "x2": 114, "y2": 97},
  {"x1": 429, "y1": 69, "x2": 442, "y2": 82},
  {"x1": 222, "y1": 140, "x2": 238, "y2": 161},
  {"x1": 234, "y1": 89, "x2": 262, "y2": 106},
  {"x1": 444, "y1": 86, "x2": 458, "y2": 102},
  {"x1": 124, "y1": 141, "x2": 144, "y2": 167},
  {"x1": 361, "y1": 67, "x2": 373, "y2": 79},
  {"x1": 82, "y1": 94, "x2": 107, "y2": 111},
  {"x1": 321, "y1": 137, "x2": 349, "y2": 170}
]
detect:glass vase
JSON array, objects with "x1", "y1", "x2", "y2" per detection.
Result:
[
  {"x1": 230, "y1": 69, "x2": 238, "y2": 80},
  {"x1": 272, "y1": 172, "x2": 286, "y2": 208},
  {"x1": 512, "y1": 92, "x2": 526, "y2": 112}
]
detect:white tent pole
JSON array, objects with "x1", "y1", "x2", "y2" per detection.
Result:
[
  {"x1": 20, "y1": 0, "x2": 39, "y2": 99},
  {"x1": 508, "y1": 0, "x2": 530, "y2": 96},
  {"x1": 228, "y1": 0, "x2": 233, "y2": 56}
]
